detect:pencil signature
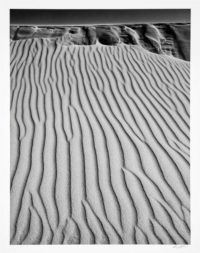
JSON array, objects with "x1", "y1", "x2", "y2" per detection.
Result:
[{"x1": 173, "y1": 245, "x2": 186, "y2": 249}]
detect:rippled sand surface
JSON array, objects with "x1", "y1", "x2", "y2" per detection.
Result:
[{"x1": 10, "y1": 24, "x2": 190, "y2": 244}]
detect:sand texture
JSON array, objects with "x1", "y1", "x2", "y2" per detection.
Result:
[
  {"x1": 10, "y1": 24, "x2": 190, "y2": 61},
  {"x1": 10, "y1": 25, "x2": 190, "y2": 244}
]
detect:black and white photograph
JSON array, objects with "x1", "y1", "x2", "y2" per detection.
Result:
[
  {"x1": 9, "y1": 8, "x2": 191, "y2": 245},
  {"x1": 1, "y1": 1, "x2": 200, "y2": 251}
]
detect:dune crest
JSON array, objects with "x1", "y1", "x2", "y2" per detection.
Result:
[{"x1": 10, "y1": 23, "x2": 190, "y2": 61}]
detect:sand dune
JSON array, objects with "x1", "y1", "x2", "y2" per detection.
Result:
[
  {"x1": 10, "y1": 34, "x2": 190, "y2": 244},
  {"x1": 10, "y1": 24, "x2": 190, "y2": 60}
]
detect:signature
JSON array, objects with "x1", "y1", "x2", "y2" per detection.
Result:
[{"x1": 173, "y1": 245, "x2": 186, "y2": 249}]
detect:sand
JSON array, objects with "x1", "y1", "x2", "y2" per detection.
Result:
[
  {"x1": 10, "y1": 23, "x2": 190, "y2": 60},
  {"x1": 10, "y1": 25, "x2": 190, "y2": 244}
]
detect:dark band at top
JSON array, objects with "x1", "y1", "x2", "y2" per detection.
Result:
[{"x1": 10, "y1": 9, "x2": 191, "y2": 26}]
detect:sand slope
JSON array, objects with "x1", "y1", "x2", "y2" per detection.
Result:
[
  {"x1": 10, "y1": 23, "x2": 190, "y2": 61},
  {"x1": 10, "y1": 38, "x2": 190, "y2": 244}
]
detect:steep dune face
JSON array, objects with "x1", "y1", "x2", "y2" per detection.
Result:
[
  {"x1": 10, "y1": 35, "x2": 190, "y2": 244},
  {"x1": 10, "y1": 23, "x2": 190, "y2": 60}
]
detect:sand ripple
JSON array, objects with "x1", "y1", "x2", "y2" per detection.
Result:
[{"x1": 10, "y1": 39, "x2": 190, "y2": 244}]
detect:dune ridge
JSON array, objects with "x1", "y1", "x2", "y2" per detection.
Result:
[
  {"x1": 10, "y1": 37, "x2": 190, "y2": 244},
  {"x1": 10, "y1": 23, "x2": 190, "y2": 61}
]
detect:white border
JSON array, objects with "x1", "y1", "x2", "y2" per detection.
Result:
[{"x1": 0, "y1": 1, "x2": 200, "y2": 253}]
